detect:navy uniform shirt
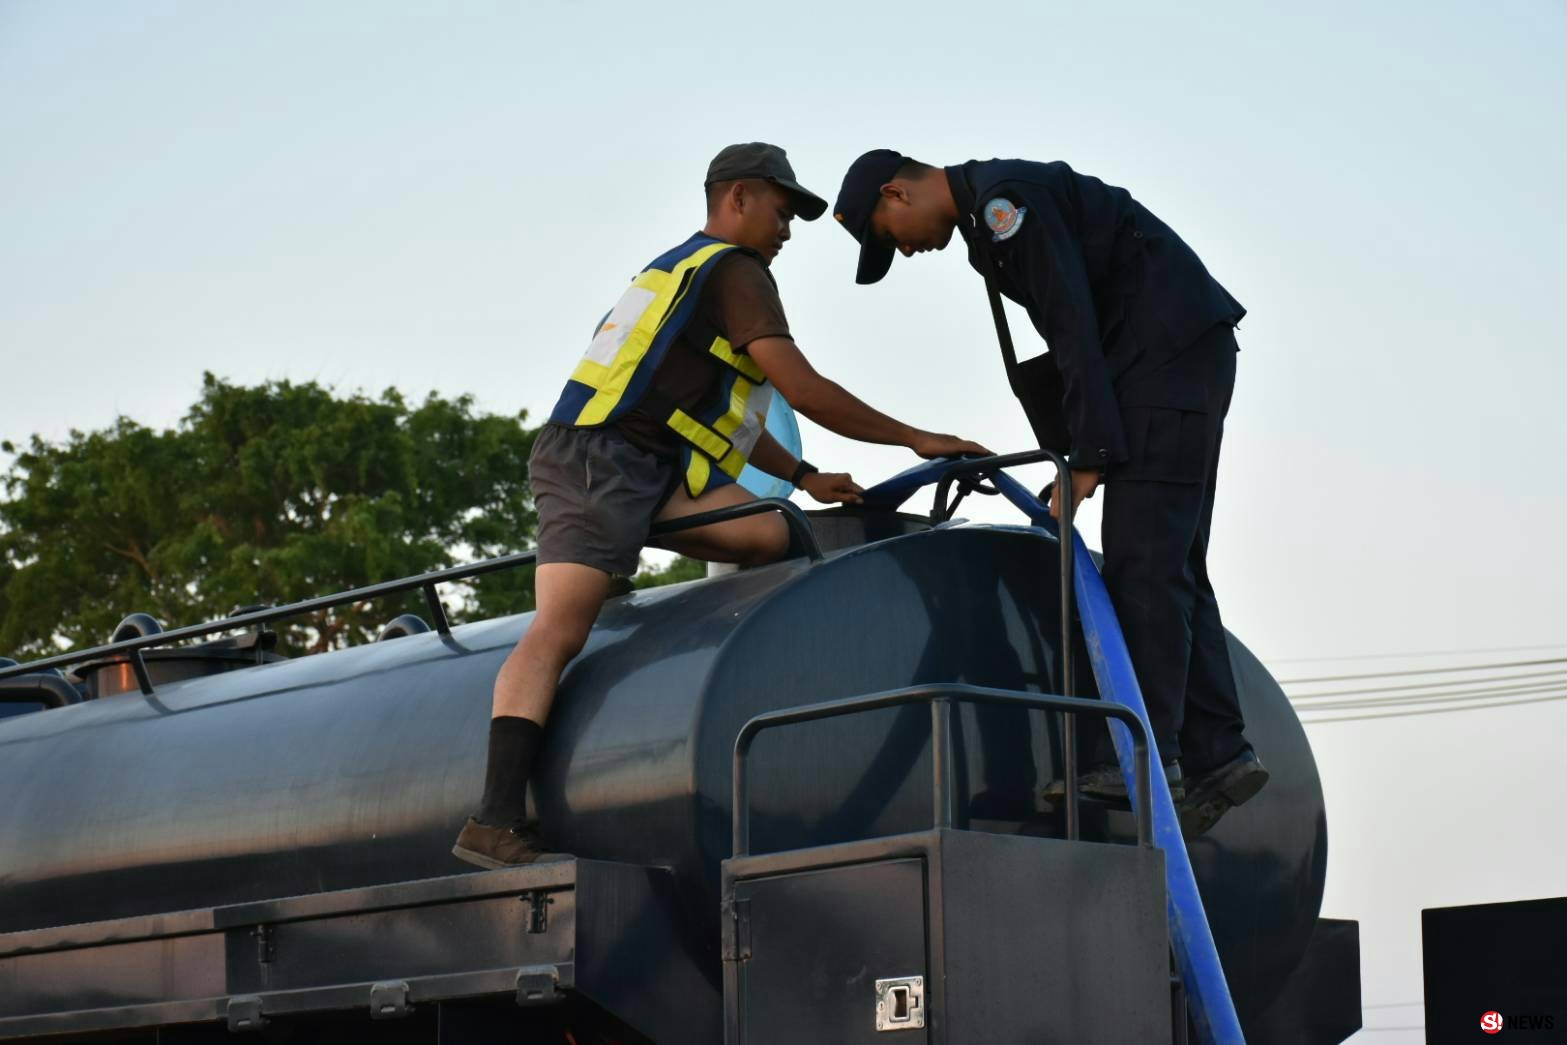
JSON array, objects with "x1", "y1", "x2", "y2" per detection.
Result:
[{"x1": 946, "y1": 159, "x2": 1244, "y2": 472}]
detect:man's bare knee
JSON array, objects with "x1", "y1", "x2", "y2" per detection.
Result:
[
  {"x1": 521, "y1": 615, "x2": 594, "y2": 667},
  {"x1": 738, "y1": 519, "x2": 790, "y2": 568}
]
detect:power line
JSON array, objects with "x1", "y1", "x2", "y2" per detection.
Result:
[
  {"x1": 1294, "y1": 681, "x2": 1567, "y2": 714},
  {"x1": 1279, "y1": 657, "x2": 1567, "y2": 686},
  {"x1": 1291, "y1": 673, "x2": 1567, "y2": 708},
  {"x1": 1300, "y1": 691, "x2": 1567, "y2": 724},
  {"x1": 1287, "y1": 667, "x2": 1567, "y2": 700},
  {"x1": 1269, "y1": 642, "x2": 1567, "y2": 665}
]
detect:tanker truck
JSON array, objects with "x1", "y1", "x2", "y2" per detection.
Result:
[{"x1": 0, "y1": 453, "x2": 1361, "y2": 1044}]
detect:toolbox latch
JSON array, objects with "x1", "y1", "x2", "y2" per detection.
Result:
[{"x1": 369, "y1": 980, "x2": 412, "y2": 1019}]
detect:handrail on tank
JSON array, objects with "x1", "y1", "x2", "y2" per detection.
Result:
[
  {"x1": 730, "y1": 683, "x2": 1152, "y2": 859},
  {"x1": 0, "y1": 497, "x2": 820, "y2": 694},
  {"x1": 647, "y1": 497, "x2": 821, "y2": 560},
  {"x1": 863, "y1": 449, "x2": 1083, "y2": 839}
]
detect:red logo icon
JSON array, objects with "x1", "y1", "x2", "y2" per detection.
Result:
[{"x1": 1482, "y1": 1010, "x2": 1504, "y2": 1033}]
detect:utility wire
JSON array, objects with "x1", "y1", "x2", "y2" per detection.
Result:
[
  {"x1": 1294, "y1": 681, "x2": 1567, "y2": 713},
  {"x1": 1270, "y1": 642, "x2": 1567, "y2": 665},
  {"x1": 1288, "y1": 667, "x2": 1567, "y2": 700},
  {"x1": 1290, "y1": 675, "x2": 1567, "y2": 707},
  {"x1": 1279, "y1": 656, "x2": 1567, "y2": 686},
  {"x1": 1300, "y1": 691, "x2": 1567, "y2": 724}
]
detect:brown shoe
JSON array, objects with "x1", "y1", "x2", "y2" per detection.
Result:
[{"x1": 451, "y1": 817, "x2": 570, "y2": 869}]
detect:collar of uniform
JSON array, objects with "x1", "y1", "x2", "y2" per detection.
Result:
[{"x1": 944, "y1": 164, "x2": 982, "y2": 245}]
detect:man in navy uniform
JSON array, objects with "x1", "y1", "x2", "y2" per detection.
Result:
[{"x1": 832, "y1": 150, "x2": 1267, "y2": 836}]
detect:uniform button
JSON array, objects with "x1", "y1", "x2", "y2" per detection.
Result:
[
  {"x1": 1133, "y1": 230, "x2": 1144, "y2": 239},
  {"x1": 997, "y1": 259, "x2": 1005, "y2": 269}
]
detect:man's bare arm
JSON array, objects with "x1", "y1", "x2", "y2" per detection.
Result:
[
  {"x1": 748, "y1": 430, "x2": 864, "y2": 505},
  {"x1": 748, "y1": 337, "x2": 989, "y2": 459}
]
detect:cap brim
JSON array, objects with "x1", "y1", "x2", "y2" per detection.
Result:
[
  {"x1": 855, "y1": 240, "x2": 895, "y2": 285},
  {"x1": 769, "y1": 177, "x2": 829, "y2": 221}
]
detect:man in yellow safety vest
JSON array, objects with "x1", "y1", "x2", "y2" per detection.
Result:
[{"x1": 453, "y1": 142, "x2": 988, "y2": 868}]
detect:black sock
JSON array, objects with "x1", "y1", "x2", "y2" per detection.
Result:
[{"x1": 476, "y1": 716, "x2": 544, "y2": 829}]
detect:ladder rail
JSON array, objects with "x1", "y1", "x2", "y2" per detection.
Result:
[
  {"x1": 866, "y1": 449, "x2": 1082, "y2": 839},
  {"x1": 861, "y1": 452, "x2": 1246, "y2": 1045},
  {"x1": 987, "y1": 469, "x2": 1246, "y2": 1045}
]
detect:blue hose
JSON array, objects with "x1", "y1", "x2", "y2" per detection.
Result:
[
  {"x1": 987, "y1": 471, "x2": 1245, "y2": 1045},
  {"x1": 861, "y1": 455, "x2": 1249, "y2": 1041}
]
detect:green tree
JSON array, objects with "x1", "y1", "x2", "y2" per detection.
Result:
[
  {"x1": 634, "y1": 555, "x2": 706, "y2": 589},
  {"x1": 0, "y1": 374, "x2": 541, "y2": 658}
]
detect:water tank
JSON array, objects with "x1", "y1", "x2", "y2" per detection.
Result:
[{"x1": 0, "y1": 514, "x2": 1325, "y2": 1023}]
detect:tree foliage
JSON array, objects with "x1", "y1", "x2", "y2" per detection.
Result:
[
  {"x1": 634, "y1": 555, "x2": 706, "y2": 589},
  {"x1": 0, "y1": 374, "x2": 541, "y2": 658}
]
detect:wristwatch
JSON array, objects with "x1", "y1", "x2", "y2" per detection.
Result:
[{"x1": 790, "y1": 459, "x2": 818, "y2": 488}]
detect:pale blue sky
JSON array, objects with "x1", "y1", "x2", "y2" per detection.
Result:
[{"x1": 3, "y1": 2, "x2": 1565, "y2": 1038}]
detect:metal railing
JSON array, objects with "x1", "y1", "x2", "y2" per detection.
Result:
[
  {"x1": 730, "y1": 683, "x2": 1153, "y2": 859},
  {"x1": 863, "y1": 449, "x2": 1083, "y2": 837},
  {"x1": 0, "y1": 497, "x2": 821, "y2": 696}
]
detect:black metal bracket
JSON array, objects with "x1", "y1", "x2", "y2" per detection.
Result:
[
  {"x1": 369, "y1": 980, "x2": 412, "y2": 1019},
  {"x1": 731, "y1": 683, "x2": 1153, "y2": 858},
  {"x1": 721, "y1": 896, "x2": 753, "y2": 962},
  {"x1": 515, "y1": 965, "x2": 565, "y2": 1006},
  {"x1": 253, "y1": 924, "x2": 274, "y2": 965},
  {"x1": 521, "y1": 889, "x2": 553, "y2": 934},
  {"x1": 421, "y1": 583, "x2": 451, "y2": 636},
  {"x1": 128, "y1": 648, "x2": 154, "y2": 696},
  {"x1": 226, "y1": 995, "x2": 266, "y2": 1033}
]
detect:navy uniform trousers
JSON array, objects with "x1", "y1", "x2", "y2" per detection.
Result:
[{"x1": 1093, "y1": 322, "x2": 1248, "y2": 775}]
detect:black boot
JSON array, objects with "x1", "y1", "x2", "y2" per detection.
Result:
[
  {"x1": 1041, "y1": 760, "x2": 1184, "y2": 805},
  {"x1": 453, "y1": 716, "x2": 571, "y2": 868},
  {"x1": 1178, "y1": 747, "x2": 1269, "y2": 838}
]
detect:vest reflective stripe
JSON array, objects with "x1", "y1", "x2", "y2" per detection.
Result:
[
  {"x1": 681, "y1": 439, "x2": 746, "y2": 503},
  {"x1": 549, "y1": 234, "x2": 781, "y2": 498},
  {"x1": 668, "y1": 407, "x2": 733, "y2": 462},
  {"x1": 714, "y1": 376, "x2": 772, "y2": 457},
  {"x1": 564, "y1": 242, "x2": 734, "y2": 427},
  {"x1": 674, "y1": 375, "x2": 753, "y2": 496},
  {"x1": 685, "y1": 454, "x2": 713, "y2": 498},
  {"x1": 706, "y1": 335, "x2": 767, "y2": 384}
]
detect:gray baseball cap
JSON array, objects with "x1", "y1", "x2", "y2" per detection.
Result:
[{"x1": 705, "y1": 142, "x2": 828, "y2": 221}]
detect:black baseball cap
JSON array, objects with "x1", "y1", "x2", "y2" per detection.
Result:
[
  {"x1": 832, "y1": 148, "x2": 908, "y2": 284},
  {"x1": 705, "y1": 142, "x2": 828, "y2": 221}
]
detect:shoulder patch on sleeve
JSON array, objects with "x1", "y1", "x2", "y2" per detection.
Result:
[{"x1": 983, "y1": 197, "x2": 1026, "y2": 241}]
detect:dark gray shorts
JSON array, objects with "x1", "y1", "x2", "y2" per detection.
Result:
[{"x1": 530, "y1": 424, "x2": 679, "y2": 577}]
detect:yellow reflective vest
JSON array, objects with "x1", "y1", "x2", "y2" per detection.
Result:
[{"x1": 548, "y1": 233, "x2": 775, "y2": 497}]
